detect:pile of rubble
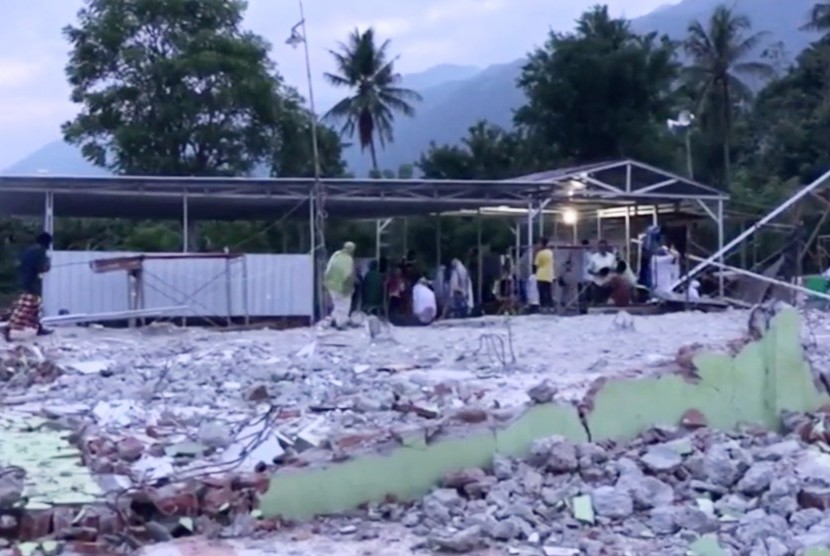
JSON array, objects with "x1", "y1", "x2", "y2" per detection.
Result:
[
  {"x1": 0, "y1": 345, "x2": 62, "y2": 387},
  {"x1": 290, "y1": 411, "x2": 830, "y2": 555}
]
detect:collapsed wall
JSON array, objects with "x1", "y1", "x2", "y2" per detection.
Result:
[
  {"x1": 262, "y1": 307, "x2": 826, "y2": 520},
  {"x1": 0, "y1": 306, "x2": 828, "y2": 554}
]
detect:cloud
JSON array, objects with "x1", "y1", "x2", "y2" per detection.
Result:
[
  {"x1": 423, "y1": 0, "x2": 506, "y2": 23},
  {"x1": 0, "y1": 60, "x2": 44, "y2": 89}
]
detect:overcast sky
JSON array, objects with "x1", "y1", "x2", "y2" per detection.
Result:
[{"x1": 0, "y1": 0, "x2": 678, "y2": 169}]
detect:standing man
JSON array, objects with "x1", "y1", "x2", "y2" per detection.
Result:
[
  {"x1": 534, "y1": 237, "x2": 554, "y2": 312},
  {"x1": 324, "y1": 241, "x2": 356, "y2": 329},
  {"x1": 2, "y1": 232, "x2": 53, "y2": 341}
]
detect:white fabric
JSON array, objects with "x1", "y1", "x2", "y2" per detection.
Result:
[
  {"x1": 589, "y1": 252, "x2": 617, "y2": 285},
  {"x1": 581, "y1": 250, "x2": 593, "y2": 281},
  {"x1": 823, "y1": 266, "x2": 830, "y2": 279},
  {"x1": 449, "y1": 260, "x2": 470, "y2": 294},
  {"x1": 688, "y1": 279, "x2": 701, "y2": 300},
  {"x1": 651, "y1": 254, "x2": 676, "y2": 293},
  {"x1": 327, "y1": 289, "x2": 351, "y2": 328},
  {"x1": 412, "y1": 283, "x2": 437, "y2": 324},
  {"x1": 526, "y1": 275, "x2": 539, "y2": 306}
]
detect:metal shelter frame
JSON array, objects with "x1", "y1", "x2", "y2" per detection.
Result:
[{"x1": 0, "y1": 158, "x2": 730, "y2": 307}]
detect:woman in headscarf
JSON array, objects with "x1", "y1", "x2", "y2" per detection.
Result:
[
  {"x1": 448, "y1": 258, "x2": 470, "y2": 318},
  {"x1": 323, "y1": 241, "x2": 355, "y2": 329}
]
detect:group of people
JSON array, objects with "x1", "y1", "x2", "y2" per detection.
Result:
[
  {"x1": 324, "y1": 242, "x2": 453, "y2": 329},
  {"x1": 323, "y1": 233, "x2": 698, "y2": 327},
  {"x1": 527, "y1": 236, "x2": 691, "y2": 311}
]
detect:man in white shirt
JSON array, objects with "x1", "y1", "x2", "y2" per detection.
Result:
[{"x1": 412, "y1": 278, "x2": 437, "y2": 325}]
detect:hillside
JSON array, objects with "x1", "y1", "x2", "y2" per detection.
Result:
[{"x1": 4, "y1": 0, "x2": 821, "y2": 177}]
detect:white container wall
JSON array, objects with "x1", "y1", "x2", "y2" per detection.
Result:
[{"x1": 42, "y1": 251, "x2": 313, "y2": 318}]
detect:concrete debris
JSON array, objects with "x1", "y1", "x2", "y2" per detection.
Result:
[
  {"x1": 292, "y1": 411, "x2": 830, "y2": 555},
  {"x1": 2, "y1": 307, "x2": 830, "y2": 553}
]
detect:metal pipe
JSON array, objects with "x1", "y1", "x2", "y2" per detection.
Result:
[
  {"x1": 225, "y1": 257, "x2": 233, "y2": 326},
  {"x1": 242, "y1": 255, "x2": 250, "y2": 326},
  {"x1": 717, "y1": 199, "x2": 724, "y2": 297},
  {"x1": 687, "y1": 254, "x2": 830, "y2": 302},
  {"x1": 672, "y1": 167, "x2": 830, "y2": 290},
  {"x1": 182, "y1": 191, "x2": 189, "y2": 253}
]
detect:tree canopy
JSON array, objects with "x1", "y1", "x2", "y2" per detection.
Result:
[
  {"x1": 324, "y1": 28, "x2": 421, "y2": 172},
  {"x1": 62, "y1": 0, "x2": 343, "y2": 177}
]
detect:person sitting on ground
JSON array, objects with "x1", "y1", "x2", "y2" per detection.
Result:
[
  {"x1": 3, "y1": 232, "x2": 53, "y2": 341},
  {"x1": 412, "y1": 277, "x2": 437, "y2": 325},
  {"x1": 616, "y1": 260, "x2": 638, "y2": 288},
  {"x1": 602, "y1": 264, "x2": 633, "y2": 307},
  {"x1": 587, "y1": 239, "x2": 617, "y2": 303}
]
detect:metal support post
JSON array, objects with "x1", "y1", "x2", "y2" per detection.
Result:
[
  {"x1": 242, "y1": 255, "x2": 250, "y2": 325},
  {"x1": 43, "y1": 192, "x2": 54, "y2": 239},
  {"x1": 375, "y1": 218, "x2": 393, "y2": 262},
  {"x1": 225, "y1": 257, "x2": 233, "y2": 326},
  {"x1": 182, "y1": 192, "x2": 189, "y2": 253},
  {"x1": 672, "y1": 168, "x2": 830, "y2": 290},
  {"x1": 717, "y1": 199, "x2": 724, "y2": 297},
  {"x1": 624, "y1": 206, "x2": 631, "y2": 264}
]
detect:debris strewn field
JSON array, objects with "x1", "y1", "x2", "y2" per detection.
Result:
[{"x1": 1, "y1": 308, "x2": 830, "y2": 554}]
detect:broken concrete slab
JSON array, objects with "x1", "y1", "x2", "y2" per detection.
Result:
[{"x1": 260, "y1": 307, "x2": 830, "y2": 519}]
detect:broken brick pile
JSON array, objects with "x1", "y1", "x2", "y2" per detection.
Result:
[
  {"x1": 0, "y1": 345, "x2": 62, "y2": 387},
  {"x1": 281, "y1": 410, "x2": 830, "y2": 555}
]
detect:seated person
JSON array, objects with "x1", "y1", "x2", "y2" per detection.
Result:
[
  {"x1": 616, "y1": 260, "x2": 638, "y2": 288},
  {"x1": 412, "y1": 278, "x2": 437, "y2": 325},
  {"x1": 591, "y1": 268, "x2": 614, "y2": 304},
  {"x1": 605, "y1": 264, "x2": 633, "y2": 307}
]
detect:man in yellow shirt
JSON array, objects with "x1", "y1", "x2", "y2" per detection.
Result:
[{"x1": 534, "y1": 238, "x2": 554, "y2": 311}]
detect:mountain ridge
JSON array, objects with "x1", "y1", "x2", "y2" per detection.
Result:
[{"x1": 4, "y1": 0, "x2": 820, "y2": 177}]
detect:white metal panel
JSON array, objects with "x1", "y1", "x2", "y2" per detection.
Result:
[{"x1": 42, "y1": 251, "x2": 313, "y2": 318}]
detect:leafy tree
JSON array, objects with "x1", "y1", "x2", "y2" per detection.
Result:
[
  {"x1": 62, "y1": 0, "x2": 315, "y2": 177},
  {"x1": 804, "y1": 1, "x2": 830, "y2": 32},
  {"x1": 418, "y1": 121, "x2": 534, "y2": 180},
  {"x1": 324, "y1": 28, "x2": 422, "y2": 172},
  {"x1": 683, "y1": 5, "x2": 773, "y2": 188},
  {"x1": 515, "y1": 6, "x2": 680, "y2": 166},
  {"x1": 271, "y1": 91, "x2": 347, "y2": 178}
]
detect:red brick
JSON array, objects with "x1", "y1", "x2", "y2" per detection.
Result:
[
  {"x1": 452, "y1": 407, "x2": 488, "y2": 424},
  {"x1": 151, "y1": 486, "x2": 199, "y2": 516},
  {"x1": 66, "y1": 542, "x2": 110, "y2": 555},
  {"x1": 202, "y1": 487, "x2": 233, "y2": 515},
  {"x1": 442, "y1": 468, "x2": 487, "y2": 489},
  {"x1": 248, "y1": 384, "x2": 270, "y2": 402},
  {"x1": 680, "y1": 408, "x2": 708, "y2": 429},
  {"x1": 234, "y1": 473, "x2": 270, "y2": 494},
  {"x1": 52, "y1": 506, "x2": 77, "y2": 534},
  {"x1": 18, "y1": 509, "x2": 53, "y2": 540},
  {"x1": 798, "y1": 487, "x2": 830, "y2": 510},
  {"x1": 116, "y1": 436, "x2": 144, "y2": 462}
]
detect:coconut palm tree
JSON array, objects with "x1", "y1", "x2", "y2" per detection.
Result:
[
  {"x1": 684, "y1": 5, "x2": 773, "y2": 188},
  {"x1": 324, "y1": 28, "x2": 421, "y2": 173},
  {"x1": 803, "y1": 1, "x2": 830, "y2": 31}
]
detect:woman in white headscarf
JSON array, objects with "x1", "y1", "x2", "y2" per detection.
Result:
[
  {"x1": 448, "y1": 258, "x2": 470, "y2": 317},
  {"x1": 324, "y1": 241, "x2": 356, "y2": 328}
]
